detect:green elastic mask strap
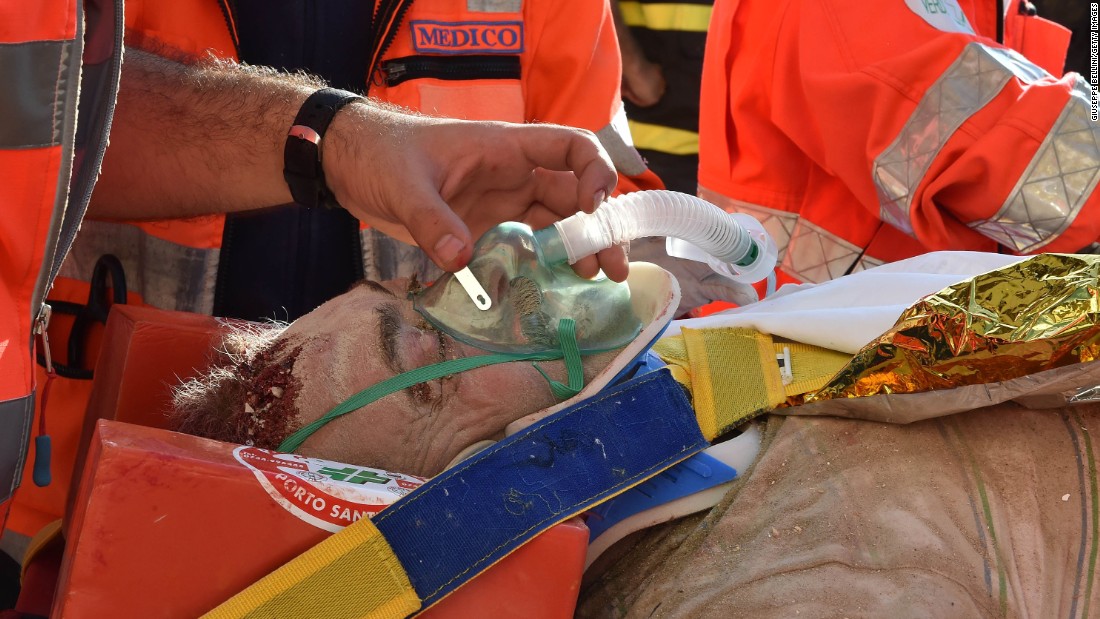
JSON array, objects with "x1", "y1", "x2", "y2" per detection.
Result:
[
  {"x1": 278, "y1": 318, "x2": 587, "y2": 453},
  {"x1": 534, "y1": 318, "x2": 584, "y2": 400}
]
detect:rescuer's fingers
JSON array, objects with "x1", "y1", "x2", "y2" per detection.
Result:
[
  {"x1": 569, "y1": 245, "x2": 628, "y2": 283},
  {"x1": 527, "y1": 169, "x2": 587, "y2": 219},
  {"x1": 401, "y1": 186, "x2": 474, "y2": 272},
  {"x1": 596, "y1": 245, "x2": 629, "y2": 283},
  {"x1": 515, "y1": 125, "x2": 616, "y2": 214},
  {"x1": 571, "y1": 255, "x2": 600, "y2": 280}
]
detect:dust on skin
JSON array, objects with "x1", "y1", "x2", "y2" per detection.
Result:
[
  {"x1": 579, "y1": 403, "x2": 1100, "y2": 618},
  {"x1": 272, "y1": 279, "x2": 620, "y2": 478}
]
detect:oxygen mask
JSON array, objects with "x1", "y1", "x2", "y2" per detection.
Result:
[
  {"x1": 414, "y1": 190, "x2": 779, "y2": 355},
  {"x1": 413, "y1": 222, "x2": 642, "y2": 355},
  {"x1": 281, "y1": 191, "x2": 778, "y2": 453}
]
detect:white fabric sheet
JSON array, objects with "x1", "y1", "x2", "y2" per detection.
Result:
[{"x1": 665, "y1": 251, "x2": 1025, "y2": 353}]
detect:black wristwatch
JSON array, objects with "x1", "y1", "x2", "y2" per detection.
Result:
[{"x1": 283, "y1": 87, "x2": 362, "y2": 209}]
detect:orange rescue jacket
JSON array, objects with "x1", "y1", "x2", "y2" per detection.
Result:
[
  {"x1": 0, "y1": 0, "x2": 122, "y2": 523},
  {"x1": 699, "y1": 0, "x2": 1086, "y2": 284}
]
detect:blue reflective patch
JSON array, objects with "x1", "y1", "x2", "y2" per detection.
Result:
[{"x1": 410, "y1": 20, "x2": 524, "y2": 55}]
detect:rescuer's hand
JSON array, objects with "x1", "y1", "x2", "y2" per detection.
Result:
[
  {"x1": 611, "y1": 0, "x2": 665, "y2": 108},
  {"x1": 629, "y1": 237, "x2": 759, "y2": 314},
  {"x1": 324, "y1": 103, "x2": 627, "y2": 280},
  {"x1": 621, "y1": 56, "x2": 666, "y2": 108}
]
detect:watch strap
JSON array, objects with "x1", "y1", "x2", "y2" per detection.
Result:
[{"x1": 283, "y1": 87, "x2": 362, "y2": 209}]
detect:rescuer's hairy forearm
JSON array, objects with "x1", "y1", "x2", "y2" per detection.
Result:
[
  {"x1": 90, "y1": 48, "x2": 331, "y2": 218},
  {"x1": 86, "y1": 48, "x2": 623, "y2": 273}
]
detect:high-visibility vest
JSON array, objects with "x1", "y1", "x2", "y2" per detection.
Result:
[
  {"x1": 0, "y1": 0, "x2": 122, "y2": 508},
  {"x1": 699, "y1": 0, "x2": 1088, "y2": 284}
]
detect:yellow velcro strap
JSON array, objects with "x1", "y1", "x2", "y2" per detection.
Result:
[
  {"x1": 20, "y1": 519, "x2": 63, "y2": 581},
  {"x1": 654, "y1": 327, "x2": 850, "y2": 439},
  {"x1": 685, "y1": 327, "x2": 786, "y2": 439},
  {"x1": 203, "y1": 516, "x2": 420, "y2": 619},
  {"x1": 653, "y1": 335, "x2": 690, "y2": 387},
  {"x1": 779, "y1": 341, "x2": 850, "y2": 396}
]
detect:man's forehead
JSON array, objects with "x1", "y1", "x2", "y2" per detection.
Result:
[
  {"x1": 339, "y1": 280, "x2": 416, "y2": 311},
  {"x1": 353, "y1": 279, "x2": 399, "y2": 297},
  {"x1": 286, "y1": 279, "x2": 406, "y2": 339}
]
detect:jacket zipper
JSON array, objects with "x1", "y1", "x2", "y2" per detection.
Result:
[
  {"x1": 367, "y1": 0, "x2": 416, "y2": 92},
  {"x1": 34, "y1": 0, "x2": 123, "y2": 343},
  {"x1": 382, "y1": 55, "x2": 521, "y2": 87},
  {"x1": 215, "y1": 0, "x2": 241, "y2": 58}
]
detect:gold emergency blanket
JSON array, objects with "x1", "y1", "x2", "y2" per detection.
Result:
[
  {"x1": 577, "y1": 254, "x2": 1100, "y2": 617},
  {"x1": 801, "y1": 253, "x2": 1100, "y2": 406}
]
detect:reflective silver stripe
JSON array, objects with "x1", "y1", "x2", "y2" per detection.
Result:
[
  {"x1": 597, "y1": 105, "x2": 649, "y2": 177},
  {"x1": 467, "y1": 0, "x2": 521, "y2": 11},
  {"x1": 58, "y1": 220, "x2": 220, "y2": 315},
  {"x1": 969, "y1": 76, "x2": 1100, "y2": 253},
  {"x1": 699, "y1": 186, "x2": 865, "y2": 283},
  {"x1": 359, "y1": 228, "x2": 443, "y2": 283},
  {"x1": 31, "y1": 0, "x2": 83, "y2": 358},
  {"x1": 0, "y1": 393, "x2": 34, "y2": 504},
  {"x1": 54, "y1": 0, "x2": 125, "y2": 287},
  {"x1": 874, "y1": 43, "x2": 1049, "y2": 236},
  {"x1": 782, "y1": 217, "x2": 867, "y2": 283},
  {"x1": 0, "y1": 40, "x2": 75, "y2": 148}
]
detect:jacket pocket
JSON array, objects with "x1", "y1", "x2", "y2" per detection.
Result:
[
  {"x1": 381, "y1": 55, "x2": 525, "y2": 123},
  {"x1": 381, "y1": 54, "x2": 521, "y2": 86}
]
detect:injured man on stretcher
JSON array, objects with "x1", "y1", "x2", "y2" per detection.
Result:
[{"x1": 173, "y1": 250, "x2": 1100, "y2": 618}]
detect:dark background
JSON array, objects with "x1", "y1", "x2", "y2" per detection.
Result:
[{"x1": 1040, "y1": 0, "x2": 1089, "y2": 75}]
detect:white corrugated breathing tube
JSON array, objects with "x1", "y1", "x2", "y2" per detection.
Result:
[{"x1": 537, "y1": 190, "x2": 778, "y2": 285}]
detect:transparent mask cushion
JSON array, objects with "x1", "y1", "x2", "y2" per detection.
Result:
[
  {"x1": 277, "y1": 319, "x2": 588, "y2": 453},
  {"x1": 413, "y1": 223, "x2": 642, "y2": 355}
]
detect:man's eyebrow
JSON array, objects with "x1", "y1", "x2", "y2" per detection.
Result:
[
  {"x1": 376, "y1": 302, "x2": 403, "y2": 375},
  {"x1": 356, "y1": 279, "x2": 396, "y2": 297},
  {"x1": 375, "y1": 302, "x2": 435, "y2": 405}
]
